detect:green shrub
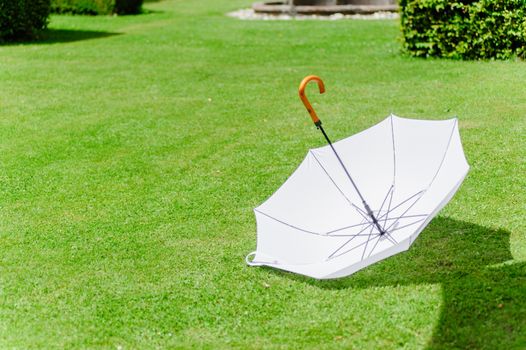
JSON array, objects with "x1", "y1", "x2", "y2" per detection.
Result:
[
  {"x1": 0, "y1": 0, "x2": 51, "y2": 41},
  {"x1": 51, "y1": 0, "x2": 143, "y2": 15},
  {"x1": 400, "y1": 0, "x2": 526, "y2": 59},
  {"x1": 51, "y1": 0, "x2": 113, "y2": 15}
]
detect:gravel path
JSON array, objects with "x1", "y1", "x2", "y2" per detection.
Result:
[{"x1": 227, "y1": 8, "x2": 399, "y2": 21}]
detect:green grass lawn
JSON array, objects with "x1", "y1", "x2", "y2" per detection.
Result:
[{"x1": 0, "y1": 0, "x2": 525, "y2": 348}]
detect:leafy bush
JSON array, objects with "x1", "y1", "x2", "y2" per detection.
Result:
[
  {"x1": 0, "y1": 0, "x2": 51, "y2": 41},
  {"x1": 51, "y1": 0, "x2": 143, "y2": 15},
  {"x1": 400, "y1": 0, "x2": 526, "y2": 59},
  {"x1": 51, "y1": 0, "x2": 113, "y2": 15}
]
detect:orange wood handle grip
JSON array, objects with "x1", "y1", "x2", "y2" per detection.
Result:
[{"x1": 299, "y1": 75, "x2": 325, "y2": 125}]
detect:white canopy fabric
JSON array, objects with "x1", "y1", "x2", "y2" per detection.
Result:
[{"x1": 247, "y1": 114, "x2": 469, "y2": 279}]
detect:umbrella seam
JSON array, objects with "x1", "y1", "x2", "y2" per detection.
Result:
[
  {"x1": 390, "y1": 114, "x2": 397, "y2": 187},
  {"x1": 254, "y1": 209, "x2": 323, "y2": 236},
  {"x1": 427, "y1": 119, "x2": 458, "y2": 189},
  {"x1": 309, "y1": 150, "x2": 370, "y2": 224},
  {"x1": 378, "y1": 120, "x2": 457, "y2": 236},
  {"x1": 309, "y1": 150, "x2": 354, "y2": 206}
]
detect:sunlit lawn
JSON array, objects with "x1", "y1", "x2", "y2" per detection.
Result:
[{"x1": 0, "y1": 0, "x2": 524, "y2": 348}]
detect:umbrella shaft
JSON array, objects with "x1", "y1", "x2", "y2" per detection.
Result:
[
  {"x1": 363, "y1": 202, "x2": 386, "y2": 235},
  {"x1": 318, "y1": 125, "x2": 385, "y2": 235}
]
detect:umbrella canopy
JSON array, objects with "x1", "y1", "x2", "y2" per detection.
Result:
[{"x1": 246, "y1": 77, "x2": 470, "y2": 279}]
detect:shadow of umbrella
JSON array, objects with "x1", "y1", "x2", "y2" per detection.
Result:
[{"x1": 269, "y1": 217, "x2": 526, "y2": 349}]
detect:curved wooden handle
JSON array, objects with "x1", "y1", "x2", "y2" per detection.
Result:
[{"x1": 299, "y1": 75, "x2": 325, "y2": 126}]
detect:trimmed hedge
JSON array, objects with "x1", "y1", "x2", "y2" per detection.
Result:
[
  {"x1": 0, "y1": 0, "x2": 51, "y2": 41},
  {"x1": 400, "y1": 0, "x2": 526, "y2": 59},
  {"x1": 51, "y1": 0, "x2": 143, "y2": 15},
  {"x1": 51, "y1": 0, "x2": 113, "y2": 15}
]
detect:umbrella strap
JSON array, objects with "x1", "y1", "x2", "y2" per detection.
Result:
[{"x1": 245, "y1": 251, "x2": 279, "y2": 266}]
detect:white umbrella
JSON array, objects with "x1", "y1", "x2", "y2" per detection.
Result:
[{"x1": 246, "y1": 75, "x2": 470, "y2": 279}]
